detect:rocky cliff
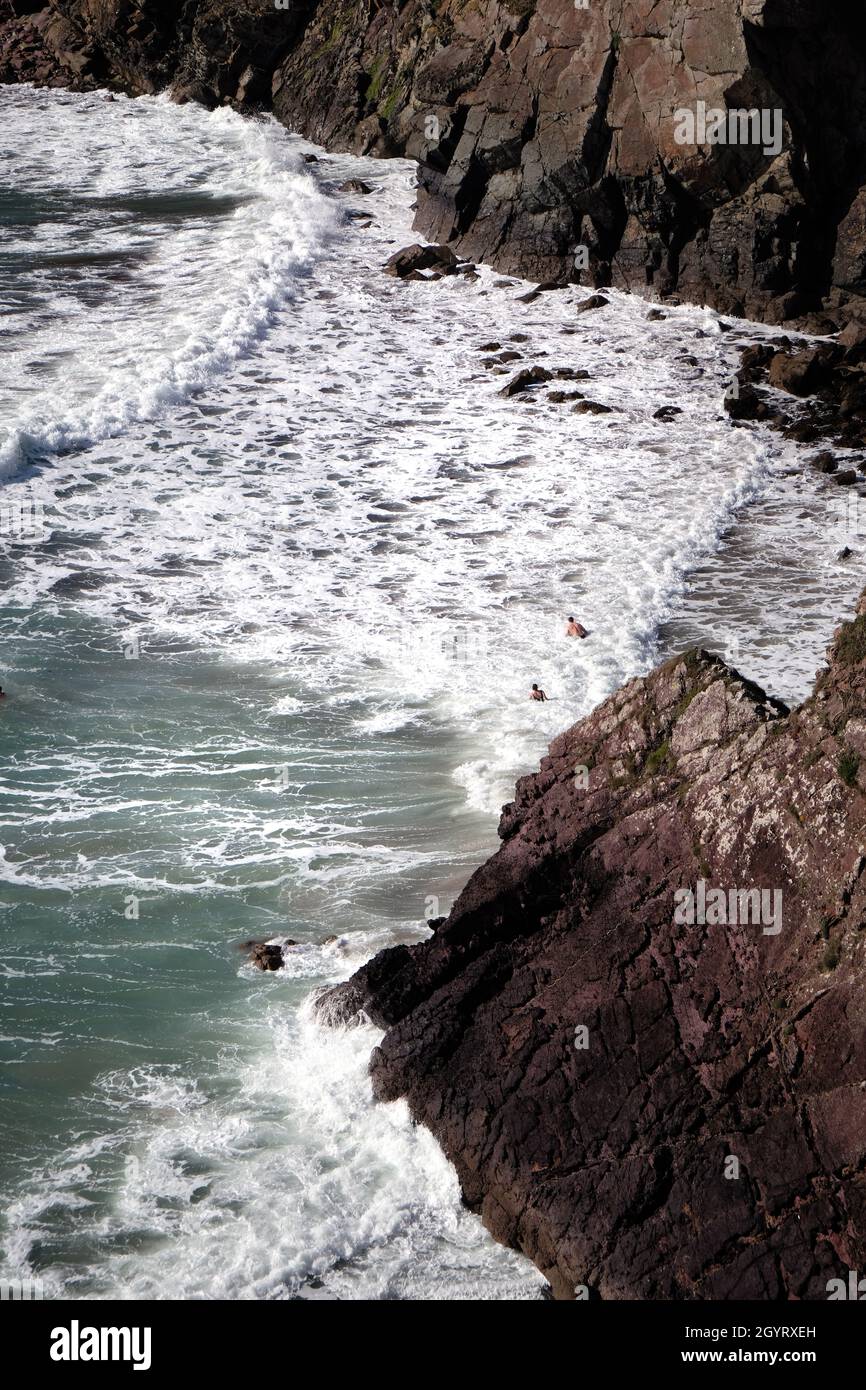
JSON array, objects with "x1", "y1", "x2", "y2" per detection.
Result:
[
  {"x1": 4, "y1": 0, "x2": 866, "y2": 325},
  {"x1": 7, "y1": 0, "x2": 866, "y2": 1302},
  {"x1": 320, "y1": 602, "x2": 866, "y2": 1299}
]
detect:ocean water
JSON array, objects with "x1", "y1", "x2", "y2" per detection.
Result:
[{"x1": 0, "y1": 85, "x2": 863, "y2": 1300}]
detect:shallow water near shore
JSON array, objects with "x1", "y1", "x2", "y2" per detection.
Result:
[{"x1": 1, "y1": 85, "x2": 864, "y2": 1299}]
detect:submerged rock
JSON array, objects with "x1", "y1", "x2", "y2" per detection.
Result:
[{"x1": 50, "y1": 571, "x2": 111, "y2": 597}]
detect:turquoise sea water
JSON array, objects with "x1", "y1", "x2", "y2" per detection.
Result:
[{"x1": 1, "y1": 85, "x2": 862, "y2": 1300}]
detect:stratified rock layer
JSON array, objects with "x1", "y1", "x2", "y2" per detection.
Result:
[
  {"x1": 4, "y1": 0, "x2": 866, "y2": 324},
  {"x1": 319, "y1": 600, "x2": 866, "y2": 1299}
]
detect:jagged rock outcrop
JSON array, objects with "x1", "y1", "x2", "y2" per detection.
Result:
[
  {"x1": 319, "y1": 597, "x2": 866, "y2": 1299},
  {"x1": 4, "y1": 0, "x2": 866, "y2": 325},
  {"x1": 0, "y1": 1, "x2": 74, "y2": 85},
  {"x1": 730, "y1": 335, "x2": 866, "y2": 450}
]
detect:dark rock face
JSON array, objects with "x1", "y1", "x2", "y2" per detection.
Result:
[
  {"x1": 318, "y1": 604, "x2": 866, "y2": 1299},
  {"x1": 5, "y1": 0, "x2": 866, "y2": 325},
  {"x1": 0, "y1": 4, "x2": 74, "y2": 86}
]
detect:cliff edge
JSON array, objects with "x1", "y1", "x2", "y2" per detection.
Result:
[
  {"x1": 319, "y1": 598, "x2": 866, "y2": 1298},
  {"x1": 3, "y1": 0, "x2": 866, "y2": 326}
]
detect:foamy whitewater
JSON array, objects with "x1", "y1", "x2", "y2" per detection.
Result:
[{"x1": 1, "y1": 85, "x2": 864, "y2": 1300}]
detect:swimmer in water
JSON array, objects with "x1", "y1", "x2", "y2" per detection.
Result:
[
  {"x1": 530, "y1": 683, "x2": 547, "y2": 702},
  {"x1": 566, "y1": 616, "x2": 587, "y2": 638}
]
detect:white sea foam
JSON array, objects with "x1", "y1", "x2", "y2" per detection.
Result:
[
  {"x1": 3, "y1": 1007, "x2": 545, "y2": 1301},
  {"x1": 3, "y1": 87, "x2": 866, "y2": 1303},
  {"x1": 0, "y1": 89, "x2": 335, "y2": 477}
]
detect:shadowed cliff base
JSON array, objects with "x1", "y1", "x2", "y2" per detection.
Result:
[
  {"x1": 318, "y1": 595, "x2": 866, "y2": 1299},
  {"x1": 3, "y1": 0, "x2": 866, "y2": 328}
]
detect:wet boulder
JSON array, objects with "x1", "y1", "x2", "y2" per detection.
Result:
[
  {"x1": 384, "y1": 243, "x2": 460, "y2": 278},
  {"x1": 243, "y1": 939, "x2": 298, "y2": 971},
  {"x1": 768, "y1": 347, "x2": 835, "y2": 396},
  {"x1": 499, "y1": 366, "x2": 552, "y2": 397},
  {"x1": 812, "y1": 451, "x2": 838, "y2": 473},
  {"x1": 576, "y1": 294, "x2": 609, "y2": 314},
  {"x1": 723, "y1": 383, "x2": 763, "y2": 419}
]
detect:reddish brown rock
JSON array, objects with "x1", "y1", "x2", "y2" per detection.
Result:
[
  {"x1": 319, "y1": 599, "x2": 866, "y2": 1299},
  {"x1": 768, "y1": 347, "x2": 837, "y2": 396},
  {"x1": 0, "y1": 4, "x2": 80, "y2": 87}
]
